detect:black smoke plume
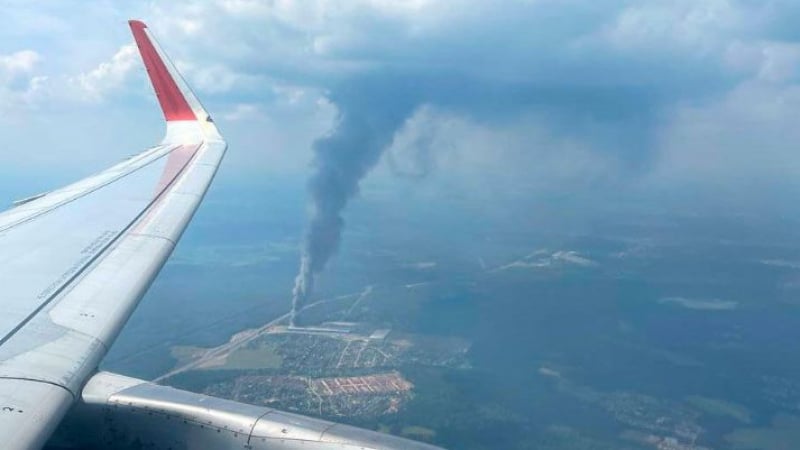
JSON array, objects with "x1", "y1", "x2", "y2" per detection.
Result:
[
  {"x1": 290, "y1": 78, "x2": 417, "y2": 325},
  {"x1": 288, "y1": 73, "x2": 661, "y2": 325}
]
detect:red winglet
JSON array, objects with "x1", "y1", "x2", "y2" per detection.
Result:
[{"x1": 129, "y1": 20, "x2": 196, "y2": 121}]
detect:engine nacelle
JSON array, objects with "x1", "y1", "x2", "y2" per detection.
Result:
[{"x1": 50, "y1": 371, "x2": 444, "y2": 450}]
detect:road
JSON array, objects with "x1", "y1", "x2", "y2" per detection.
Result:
[{"x1": 152, "y1": 287, "x2": 370, "y2": 382}]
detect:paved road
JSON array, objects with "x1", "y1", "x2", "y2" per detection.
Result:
[{"x1": 152, "y1": 288, "x2": 369, "y2": 382}]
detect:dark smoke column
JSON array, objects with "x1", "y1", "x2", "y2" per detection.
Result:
[{"x1": 290, "y1": 83, "x2": 414, "y2": 326}]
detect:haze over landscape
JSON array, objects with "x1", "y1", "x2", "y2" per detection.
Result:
[{"x1": 5, "y1": 1, "x2": 800, "y2": 449}]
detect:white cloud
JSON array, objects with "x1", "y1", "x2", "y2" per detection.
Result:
[
  {"x1": 175, "y1": 18, "x2": 204, "y2": 36},
  {"x1": 651, "y1": 80, "x2": 800, "y2": 184},
  {"x1": 0, "y1": 50, "x2": 40, "y2": 76},
  {"x1": 599, "y1": 0, "x2": 743, "y2": 54},
  {"x1": 221, "y1": 103, "x2": 261, "y2": 121},
  {"x1": 178, "y1": 62, "x2": 262, "y2": 94},
  {"x1": 659, "y1": 297, "x2": 739, "y2": 311},
  {"x1": 72, "y1": 44, "x2": 138, "y2": 102},
  {"x1": 217, "y1": 0, "x2": 272, "y2": 17},
  {"x1": 384, "y1": 105, "x2": 620, "y2": 192},
  {"x1": 0, "y1": 50, "x2": 44, "y2": 116},
  {"x1": 726, "y1": 40, "x2": 800, "y2": 83}
]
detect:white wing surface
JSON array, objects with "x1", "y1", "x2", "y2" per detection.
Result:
[{"x1": 0, "y1": 20, "x2": 226, "y2": 449}]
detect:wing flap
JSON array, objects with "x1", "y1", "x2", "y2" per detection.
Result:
[{"x1": 0, "y1": 379, "x2": 72, "y2": 450}]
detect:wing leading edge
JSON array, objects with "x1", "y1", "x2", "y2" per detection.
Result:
[{"x1": 0, "y1": 21, "x2": 226, "y2": 449}]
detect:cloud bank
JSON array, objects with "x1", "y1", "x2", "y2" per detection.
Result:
[{"x1": 0, "y1": 1, "x2": 800, "y2": 189}]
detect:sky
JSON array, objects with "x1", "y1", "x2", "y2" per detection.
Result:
[{"x1": 2, "y1": 0, "x2": 800, "y2": 205}]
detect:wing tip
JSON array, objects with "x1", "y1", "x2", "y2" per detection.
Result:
[
  {"x1": 128, "y1": 20, "x2": 198, "y2": 123},
  {"x1": 128, "y1": 19, "x2": 147, "y2": 31}
]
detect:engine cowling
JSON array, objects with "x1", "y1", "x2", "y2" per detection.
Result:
[{"x1": 49, "y1": 371, "x2": 445, "y2": 450}]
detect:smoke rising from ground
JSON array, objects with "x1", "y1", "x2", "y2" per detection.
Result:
[
  {"x1": 287, "y1": 72, "x2": 671, "y2": 324},
  {"x1": 290, "y1": 80, "x2": 416, "y2": 324}
]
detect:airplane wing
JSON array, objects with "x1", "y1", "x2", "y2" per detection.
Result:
[
  {"x1": 0, "y1": 20, "x2": 226, "y2": 449},
  {"x1": 0, "y1": 21, "x2": 444, "y2": 450}
]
